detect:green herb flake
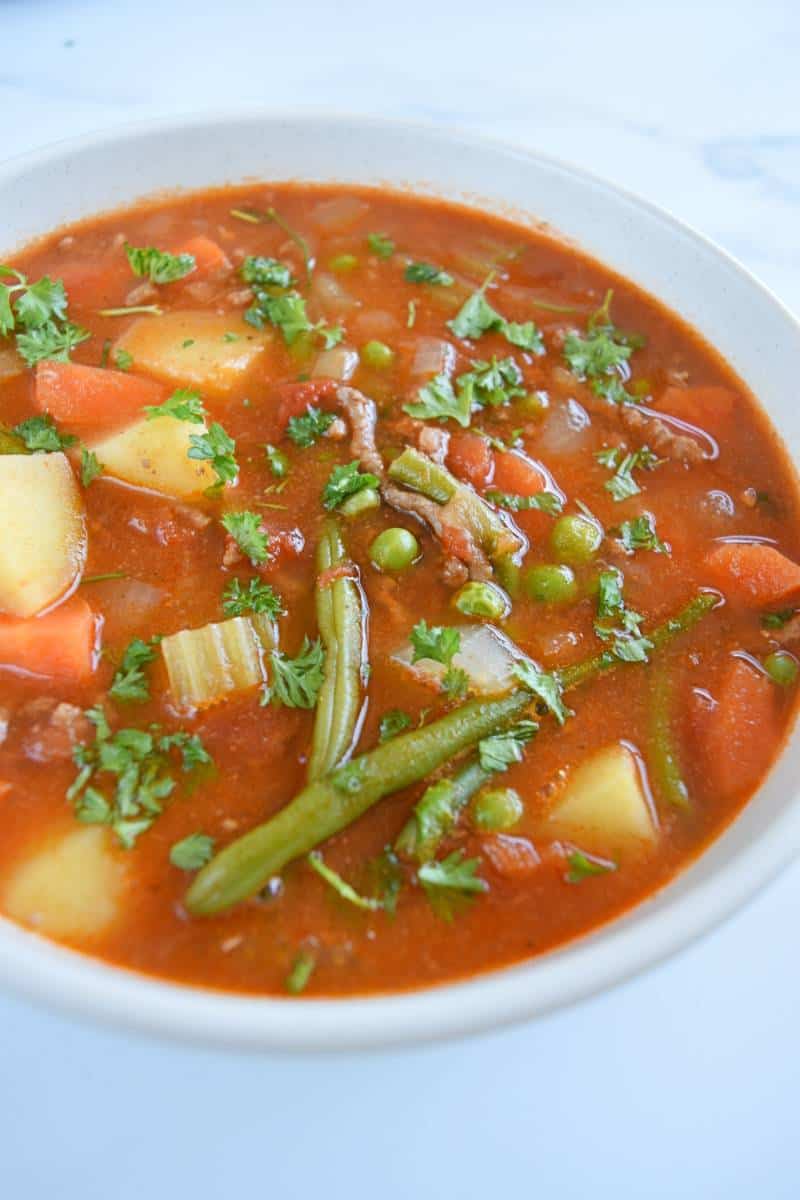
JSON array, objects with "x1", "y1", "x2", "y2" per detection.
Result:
[
  {"x1": 144, "y1": 388, "x2": 206, "y2": 423},
  {"x1": 109, "y1": 635, "x2": 161, "y2": 703},
  {"x1": 268, "y1": 636, "x2": 325, "y2": 709},
  {"x1": 418, "y1": 850, "x2": 488, "y2": 921},
  {"x1": 221, "y1": 510, "x2": 270, "y2": 565},
  {"x1": 448, "y1": 274, "x2": 544, "y2": 354},
  {"x1": 187, "y1": 422, "x2": 238, "y2": 487},
  {"x1": 322, "y1": 460, "x2": 381, "y2": 511},
  {"x1": 113, "y1": 348, "x2": 133, "y2": 371},
  {"x1": 378, "y1": 709, "x2": 413, "y2": 742},
  {"x1": 367, "y1": 232, "x2": 395, "y2": 259},
  {"x1": 285, "y1": 949, "x2": 316, "y2": 994},
  {"x1": 565, "y1": 848, "x2": 617, "y2": 883},
  {"x1": 405, "y1": 261, "x2": 454, "y2": 287},
  {"x1": 597, "y1": 444, "x2": 662, "y2": 502},
  {"x1": 240, "y1": 256, "x2": 293, "y2": 288},
  {"x1": 614, "y1": 513, "x2": 669, "y2": 555},
  {"x1": 12, "y1": 414, "x2": 76, "y2": 453},
  {"x1": 486, "y1": 488, "x2": 563, "y2": 516},
  {"x1": 410, "y1": 620, "x2": 460, "y2": 667},
  {"x1": 286, "y1": 405, "x2": 335, "y2": 448},
  {"x1": 0, "y1": 266, "x2": 91, "y2": 366},
  {"x1": 170, "y1": 832, "x2": 215, "y2": 871},
  {"x1": 80, "y1": 447, "x2": 104, "y2": 487},
  {"x1": 222, "y1": 577, "x2": 283, "y2": 619},
  {"x1": 124, "y1": 243, "x2": 195, "y2": 284},
  {"x1": 478, "y1": 720, "x2": 537, "y2": 772},
  {"x1": 513, "y1": 661, "x2": 571, "y2": 724},
  {"x1": 308, "y1": 851, "x2": 384, "y2": 911}
]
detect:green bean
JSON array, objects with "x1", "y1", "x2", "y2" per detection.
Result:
[
  {"x1": 307, "y1": 520, "x2": 366, "y2": 781},
  {"x1": 186, "y1": 691, "x2": 530, "y2": 915},
  {"x1": 648, "y1": 660, "x2": 689, "y2": 810},
  {"x1": 394, "y1": 756, "x2": 491, "y2": 860},
  {"x1": 186, "y1": 590, "x2": 716, "y2": 915},
  {"x1": 388, "y1": 447, "x2": 524, "y2": 562}
]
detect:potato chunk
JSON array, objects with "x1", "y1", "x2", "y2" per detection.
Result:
[
  {"x1": 542, "y1": 743, "x2": 658, "y2": 854},
  {"x1": 4, "y1": 827, "x2": 125, "y2": 940},
  {"x1": 0, "y1": 452, "x2": 86, "y2": 617},
  {"x1": 89, "y1": 414, "x2": 216, "y2": 499},
  {"x1": 114, "y1": 312, "x2": 271, "y2": 397}
]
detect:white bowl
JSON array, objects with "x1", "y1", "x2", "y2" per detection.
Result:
[{"x1": 1, "y1": 112, "x2": 798, "y2": 1050}]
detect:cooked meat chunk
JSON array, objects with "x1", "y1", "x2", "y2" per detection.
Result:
[
  {"x1": 15, "y1": 699, "x2": 93, "y2": 764},
  {"x1": 621, "y1": 404, "x2": 705, "y2": 465}
]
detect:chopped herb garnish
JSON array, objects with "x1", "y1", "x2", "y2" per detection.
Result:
[
  {"x1": 441, "y1": 666, "x2": 470, "y2": 700},
  {"x1": 410, "y1": 620, "x2": 460, "y2": 667},
  {"x1": 478, "y1": 720, "x2": 537, "y2": 772},
  {"x1": 404, "y1": 372, "x2": 471, "y2": 428},
  {"x1": 308, "y1": 851, "x2": 384, "y2": 911},
  {"x1": 596, "y1": 444, "x2": 662, "y2": 502},
  {"x1": 12, "y1": 414, "x2": 76, "y2": 453},
  {"x1": 240, "y1": 255, "x2": 293, "y2": 288},
  {"x1": 222, "y1": 577, "x2": 283, "y2": 619},
  {"x1": 405, "y1": 261, "x2": 454, "y2": 286},
  {"x1": 513, "y1": 661, "x2": 571, "y2": 724},
  {"x1": 486, "y1": 488, "x2": 563, "y2": 515},
  {"x1": 761, "y1": 608, "x2": 796, "y2": 630},
  {"x1": 144, "y1": 388, "x2": 206, "y2": 423},
  {"x1": 565, "y1": 848, "x2": 617, "y2": 883},
  {"x1": 378, "y1": 709, "x2": 412, "y2": 742},
  {"x1": 80, "y1": 447, "x2": 104, "y2": 487},
  {"x1": 187, "y1": 422, "x2": 238, "y2": 487},
  {"x1": 285, "y1": 949, "x2": 316, "y2": 994},
  {"x1": 245, "y1": 290, "x2": 312, "y2": 344},
  {"x1": 0, "y1": 266, "x2": 90, "y2": 366},
  {"x1": 109, "y1": 635, "x2": 161, "y2": 703},
  {"x1": 563, "y1": 290, "x2": 643, "y2": 405},
  {"x1": 448, "y1": 274, "x2": 544, "y2": 354},
  {"x1": 286, "y1": 404, "x2": 336, "y2": 448},
  {"x1": 461, "y1": 356, "x2": 525, "y2": 408},
  {"x1": 114, "y1": 348, "x2": 133, "y2": 371},
  {"x1": 268, "y1": 636, "x2": 325, "y2": 709},
  {"x1": 264, "y1": 443, "x2": 289, "y2": 479},
  {"x1": 594, "y1": 569, "x2": 653, "y2": 662},
  {"x1": 614, "y1": 513, "x2": 669, "y2": 555},
  {"x1": 221, "y1": 510, "x2": 270, "y2": 565},
  {"x1": 170, "y1": 832, "x2": 215, "y2": 871},
  {"x1": 322, "y1": 460, "x2": 380, "y2": 510},
  {"x1": 124, "y1": 243, "x2": 195, "y2": 284},
  {"x1": 367, "y1": 232, "x2": 395, "y2": 259},
  {"x1": 418, "y1": 850, "x2": 488, "y2": 920}
]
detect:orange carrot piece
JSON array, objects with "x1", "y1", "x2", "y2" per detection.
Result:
[
  {"x1": 173, "y1": 235, "x2": 231, "y2": 277},
  {"x1": 704, "y1": 542, "x2": 800, "y2": 608},
  {"x1": 447, "y1": 431, "x2": 494, "y2": 488},
  {"x1": 491, "y1": 449, "x2": 546, "y2": 496},
  {"x1": 656, "y1": 386, "x2": 737, "y2": 435},
  {"x1": 694, "y1": 656, "x2": 779, "y2": 798},
  {"x1": 35, "y1": 361, "x2": 168, "y2": 434},
  {"x1": 0, "y1": 596, "x2": 96, "y2": 680}
]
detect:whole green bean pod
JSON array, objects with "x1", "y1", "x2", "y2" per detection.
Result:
[
  {"x1": 185, "y1": 590, "x2": 717, "y2": 916},
  {"x1": 308, "y1": 520, "x2": 367, "y2": 780},
  {"x1": 648, "y1": 660, "x2": 690, "y2": 810},
  {"x1": 186, "y1": 691, "x2": 530, "y2": 915}
]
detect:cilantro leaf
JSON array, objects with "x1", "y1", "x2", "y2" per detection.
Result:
[
  {"x1": 319, "y1": 324, "x2": 344, "y2": 349},
  {"x1": 378, "y1": 709, "x2": 412, "y2": 742},
  {"x1": 15, "y1": 321, "x2": 90, "y2": 367},
  {"x1": 109, "y1": 636, "x2": 161, "y2": 703},
  {"x1": 596, "y1": 569, "x2": 625, "y2": 619},
  {"x1": 14, "y1": 276, "x2": 68, "y2": 328},
  {"x1": 114, "y1": 348, "x2": 133, "y2": 371},
  {"x1": 418, "y1": 850, "x2": 488, "y2": 920},
  {"x1": 322, "y1": 460, "x2": 380, "y2": 510},
  {"x1": 486, "y1": 488, "x2": 563, "y2": 515},
  {"x1": 367, "y1": 232, "x2": 395, "y2": 259},
  {"x1": 448, "y1": 277, "x2": 544, "y2": 354},
  {"x1": 286, "y1": 405, "x2": 335, "y2": 448},
  {"x1": 405, "y1": 261, "x2": 454, "y2": 286},
  {"x1": 268, "y1": 636, "x2": 325, "y2": 709},
  {"x1": 124, "y1": 243, "x2": 195, "y2": 284},
  {"x1": 245, "y1": 290, "x2": 309, "y2": 343},
  {"x1": 308, "y1": 851, "x2": 384, "y2": 911},
  {"x1": 0, "y1": 266, "x2": 89, "y2": 366},
  {"x1": 461, "y1": 356, "x2": 525, "y2": 408},
  {"x1": 80, "y1": 447, "x2": 104, "y2": 487},
  {"x1": 403, "y1": 372, "x2": 472, "y2": 428},
  {"x1": 240, "y1": 256, "x2": 293, "y2": 288},
  {"x1": 441, "y1": 666, "x2": 470, "y2": 700},
  {"x1": 564, "y1": 327, "x2": 631, "y2": 380},
  {"x1": 170, "y1": 832, "x2": 215, "y2": 871},
  {"x1": 513, "y1": 661, "x2": 572, "y2": 725},
  {"x1": 614, "y1": 513, "x2": 669, "y2": 554},
  {"x1": 410, "y1": 620, "x2": 460, "y2": 667},
  {"x1": 221, "y1": 510, "x2": 270, "y2": 564},
  {"x1": 222, "y1": 577, "x2": 283, "y2": 618},
  {"x1": 597, "y1": 445, "x2": 662, "y2": 502},
  {"x1": 12, "y1": 414, "x2": 76, "y2": 453},
  {"x1": 285, "y1": 949, "x2": 316, "y2": 994},
  {"x1": 145, "y1": 388, "x2": 206, "y2": 423},
  {"x1": 565, "y1": 848, "x2": 617, "y2": 883},
  {"x1": 187, "y1": 422, "x2": 238, "y2": 487},
  {"x1": 478, "y1": 720, "x2": 537, "y2": 772},
  {"x1": 158, "y1": 731, "x2": 213, "y2": 772},
  {"x1": 593, "y1": 571, "x2": 653, "y2": 662},
  {"x1": 264, "y1": 443, "x2": 289, "y2": 479},
  {"x1": 411, "y1": 778, "x2": 464, "y2": 862}
]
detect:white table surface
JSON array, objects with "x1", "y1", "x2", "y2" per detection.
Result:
[{"x1": 1, "y1": 1, "x2": 798, "y2": 1195}]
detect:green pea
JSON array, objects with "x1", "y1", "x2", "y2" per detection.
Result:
[
  {"x1": 472, "y1": 787, "x2": 524, "y2": 832},
  {"x1": 550, "y1": 514, "x2": 602, "y2": 565},
  {"x1": 764, "y1": 650, "x2": 798, "y2": 688},
  {"x1": 453, "y1": 581, "x2": 510, "y2": 620},
  {"x1": 524, "y1": 563, "x2": 577, "y2": 606},
  {"x1": 329, "y1": 253, "x2": 359, "y2": 273},
  {"x1": 361, "y1": 340, "x2": 395, "y2": 370},
  {"x1": 517, "y1": 390, "x2": 549, "y2": 418},
  {"x1": 370, "y1": 527, "x2": 420, "y2": 571},
  {"x1": 339, "y1": 487, "x2": 380, "y2": 518}
]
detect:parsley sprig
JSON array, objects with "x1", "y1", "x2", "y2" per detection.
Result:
[
  {"x1": 124, "y1": 243, "x2": 196, "y2": 284},
  {"x1": 322, "y1": 461, "x2": 381, "y2": 510},
  {"x1": 287, "y1": 405, "x2": 336, "y2": 448},
  {"x1": 267, "y1": 636, "x2": 325, "y2": 709},
  {"x1": 145, "y1": 388, "x2": 206, "y2": 423},
  {"x1": 170, "y1": 832, "x2": 215, "y2": 871},
  {"x1": 221, "y1": 510, "x2": 270, "y2": 565},
  {"x1": 594, "y1": 569, "x2": 653, "y2": 662},
  {"x1": 12, "y1": 414, "x2": 76, "y2": 453},
  {"x1": 109, "y1": 635, "x2": 162, "y2": 703},
  {"x1": 418, "y1": 850, "x2": 488, "y2": 921},
  {"x1": 404, "y1": 261, "x2": 454, "y2": 286},
  {"x1": 222, "y1": 577, "x2": 283, "y2": 619},
  {"x1": 596, "y1": 444, "x2": 662, "y2": 502},
  {"x1": 0, "y1": 266, "x2": 90, "y2": 367},
  {"x1": 448, "y1": 273, "x2": 544, "y2": 354}
]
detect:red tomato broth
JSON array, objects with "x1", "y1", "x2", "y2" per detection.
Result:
[{"x1": 0, "y1": 182, "x2": 798, "y2": 998}]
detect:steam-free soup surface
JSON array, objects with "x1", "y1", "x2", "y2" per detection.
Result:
[{"x1": 0, "y1": 185, "x2": 797, "y2": 996}]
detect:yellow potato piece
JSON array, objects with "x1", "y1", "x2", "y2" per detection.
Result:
[
  {"x1": 0, "y1": 452, "x2": 86, "y2": 617},
  {"x1": 542, "y1": 743, "x2": 658, "y2": 854},
  {"x1": 4, "y1": 827, "x2": 126, "y2": 941},
  {"x1": 89, "y1": 414, "x2": 216, "y2": 499},
  {"x1": 115, "y1": 312, "x2": 271, "y2": 397}
]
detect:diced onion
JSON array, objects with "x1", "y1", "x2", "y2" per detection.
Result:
[
  {"x1": 392, "y1": 624, "x2": 524, "y2": 696},
  {"x1": 310, "y1": 272, "x2": 357, "y2": 316},
  {"x1": 161, "y1": 613, "x2": 277, "y2": 710},
  {"x1": 308, "y1": 195, "x2": 369, "y2": 231},
  {"x1": 409, "y1": 337, "x2": 457, "y2": 378},
  {"x1": 312, "y1": 345, "x2": 359, "y2": 382}
]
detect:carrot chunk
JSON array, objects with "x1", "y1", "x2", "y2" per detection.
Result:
[
  {"x1": 35, "y1": 361, "x2": 168, "y2": 435},
  {"x1": 447, "y1": 432, "x2": 494, "y2": 488},
  {"x1": 172, "y1": 235, "x2": 231, "y2": 278},
  {"x1": 693, "y1": 657, "x2": 779, "y2": 798},
  {"x1": 491, "y1": 449, "x2": 546, "y2": 496},
  {"x1": 0, "y1": 596, "x2": 97, "y2": 680},
  {"x1": 656, "y1": 385, "x2": 737, "y2": 436},
  {"x1": 704, "y1": 542, "x2": 800, "y2": 608}
]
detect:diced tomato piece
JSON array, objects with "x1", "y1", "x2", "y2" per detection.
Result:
[
  {"x1": 704, "y1": 542, "x2": 800, "y2": 608},
  {"x1": 482, "y1": 834, "x2": 541, "y2": 878},
  {"x1": 656, "y1": 385, "x2": 737, "y2": 436},
  {"x1": 491, "y1": 450, "x2": 547, "y2": 496},
  {"x1": 692, "y1": 656, "x2": 779, "y2": 798},
  {"x1": 0, "y1": 596, "x2": 97, "y2": 680},
  {"x1": 274, "y1": 379, "x2": 340, "y2": 428},
  {"x1": 447, "y1": 432, "x2": 494, "y2": 489},
  {"x1": 35, "y1": 361, "x2": 168, "y2": 435},
  {"x1": 172, "y1": 235, "x2": 231, "y2": 278}
]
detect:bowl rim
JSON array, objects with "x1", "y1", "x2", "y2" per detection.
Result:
[{"x1": 0, "y1": 108, "x2": 798, "y2": 1052}]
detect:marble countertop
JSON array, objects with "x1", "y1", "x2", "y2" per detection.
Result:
[{"x1": 1, "y1": 1, "x2": 798, "y2": 1196}]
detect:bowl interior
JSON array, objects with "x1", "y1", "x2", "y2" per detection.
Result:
[{"x1": 0, "y1": 112, "x2": 798, "y2": 1049}]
